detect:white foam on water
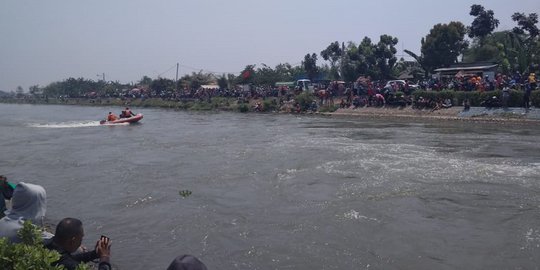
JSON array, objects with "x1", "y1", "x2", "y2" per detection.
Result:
[
  {"x1": 126, "y1": 196, "x2": 154, "y2": 208},
  {"x1": 343, "y1": 209, "x2": 379, "y2": 222},
  {"x1": 522, "y1": 228, "x2": 540, "y2": 249},
  {"x1": 29, "y1": 120, "x2": 104, "y2": 128},
  {"x1": 277, "y1": 168, "x2": 302, "y2": 181}
]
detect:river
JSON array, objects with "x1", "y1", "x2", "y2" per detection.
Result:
[{"x1": 1, "y1": 103, "x2": 540, "y2": 269}]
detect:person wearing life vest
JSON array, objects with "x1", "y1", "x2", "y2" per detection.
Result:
[
  {"x1": 107, "y1": 112, "x2": 118, "y2": 122},
  {"x1": 528, "y1": 73, "x2": 537, "y2": 90},
  {"x1": 120, "y1": 107, "x2": 135, "y2": 118}
]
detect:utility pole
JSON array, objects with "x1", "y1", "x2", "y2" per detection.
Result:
[
  {"x1": 176, "y1": 62, "x2": 179, "y2": 91},
  {"x1": 102, "y1": 73, "x2": 105, "y2": 82}
]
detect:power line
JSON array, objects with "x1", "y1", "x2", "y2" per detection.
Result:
[
  {"x1": 156, "y1": 64, "x2": 178, "y2": 77},
  {"x1": 155, "y1": 61, "x2": 305, "y2": 78}
]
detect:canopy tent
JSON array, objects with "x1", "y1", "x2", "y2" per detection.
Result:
[{"x1": 275, "y1": 82, "x2": 295, "y2": 87}]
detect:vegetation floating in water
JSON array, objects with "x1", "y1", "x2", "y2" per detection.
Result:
[{"x1": 179, "y1": 190, "x2": 192, "y2": 198}]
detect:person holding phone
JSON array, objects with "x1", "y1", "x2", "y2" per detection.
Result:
[{"x1": 46, "y1": 217, "x2": 112, "y2": 270}]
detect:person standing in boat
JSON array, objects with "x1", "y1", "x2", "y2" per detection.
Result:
[{"x1": 120, "y1": 107, "x2": 135, "y2": 118}]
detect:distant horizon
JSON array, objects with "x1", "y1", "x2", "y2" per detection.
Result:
[{"x1": 1, "y1": 0, "x2": 538, "y2": 91}]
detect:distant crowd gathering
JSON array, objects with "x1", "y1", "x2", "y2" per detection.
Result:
[
  {"x1": 10, "y1": 68, "x2": 538, "y2": 114},
  {"x1": 334, "y1": 71, "x2": 537, "y2": 110},
  {"x1": 0, "y1": 175, "x2": 208, "y2": 270}
]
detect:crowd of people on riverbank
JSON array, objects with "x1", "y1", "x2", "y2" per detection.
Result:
[
  {"x1": 3, "y1": 69, "x2": 538, "y2": 114},
  {"x1": 0, "y1": 175, "x2": 208, "y2": 270}
]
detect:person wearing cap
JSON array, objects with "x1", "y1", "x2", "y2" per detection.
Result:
[
  {"x1": 0, "y1": 182, "x2": 53, "y2": 243},
  {"x1": 166, "y1": 254, "x2": 207, "y2": 270}
]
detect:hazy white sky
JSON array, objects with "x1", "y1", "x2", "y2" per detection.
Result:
[{"x1": 1, "y1": 0, "x2": 538, "y2": 91}]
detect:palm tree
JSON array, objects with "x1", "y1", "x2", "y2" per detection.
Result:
[{"x1": 404, "y1": 49, "x2": 429, "y2": 78}]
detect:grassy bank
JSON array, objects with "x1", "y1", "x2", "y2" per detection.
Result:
[{"x1": 0, "y1": 92, "x2": 337, "y2": 114}]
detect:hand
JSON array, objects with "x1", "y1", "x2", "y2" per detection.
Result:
[{"x1": 96, "y1": 236, "x2": 111, "y2": 260}]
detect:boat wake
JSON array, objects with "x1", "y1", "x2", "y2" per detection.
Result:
[{"x1": 29, "y1": 120, "x2": 104, "y2": 128}]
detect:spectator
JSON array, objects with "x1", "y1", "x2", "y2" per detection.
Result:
[
  {"x1": 0, "y1": 182, "x2": 52, "y2": 243},
  {"x1": 46, "y1": 217, "x2": 112, "y2": 270},
  {"x1": 0, "y1": 175, "x2": 15, "y2": 218},
  {"x1": 167, "y1": 254, "x2": 207, "y2": 270},
  {"x1": 524, "y1": 85, "x2": 532, "y2": 109},
  {"x1": 502, "y1": 87, "x2": 510, "y2": 108}
]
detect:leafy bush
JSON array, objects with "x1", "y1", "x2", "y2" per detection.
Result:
[
  {"x1": 237, "y1": 103, "x2": 249, "y2": 113},
  {"x1": 295, "y1": 92, "x2": 316, "y2": 111},
  {"x1": 531, "y1": 90, "x2": 540, "y2": 107},
  {"x1": 0, "y1": 220, "x2": 89, "y2": 270},
  {"x1": 190, "y1": 101, "x2": 214, "y2": 111},
  {"x1": 413, "y1": 89, "x2": 537, "y2": 107},
  {"x1": 262, "y1": 99, "x2": 278, "y2": 112}
]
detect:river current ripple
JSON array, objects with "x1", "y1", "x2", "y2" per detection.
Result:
[{"x1": 1, "y1": 103, "x2": 540, "y2": 269}]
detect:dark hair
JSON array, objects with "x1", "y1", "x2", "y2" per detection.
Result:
[
  {"x1": 167, "y1": 255, "x2": 207, "y2": 270},
  {"x1": 54, "y1": 217, "x2": 83, "y2": 243}
]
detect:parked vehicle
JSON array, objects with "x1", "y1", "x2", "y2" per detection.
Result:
[{"x1": 384, "y1": 80, "x2": 419, "y2": 92}]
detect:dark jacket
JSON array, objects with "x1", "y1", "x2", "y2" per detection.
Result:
[{"x1": 46, "y1": 241, "x2": 111, "y2": 270}]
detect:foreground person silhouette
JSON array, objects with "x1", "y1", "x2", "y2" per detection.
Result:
[
  {"x1": 46, "y1": 217, "x2": 112, "y2": 270},
  {"x1": 167, "y1": 254, "x2": 208, "y2": 270},
  {"x1": 0, "y1": 182, "x2": 52, "y2": 243}
]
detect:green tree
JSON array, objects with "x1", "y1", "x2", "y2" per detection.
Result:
[
  {"x1": 254, "y1": 64, "x2": 279, "y2": 86},
  {"x1": 150, "y1": 77, "x2": 175, "y2": 92},
  {"x1": 373, "y1": 35, "x2": 399, "y2": 79},
  {"x1": 180, "y1": 71, "x2": 213, "y2": 90},
  {"x1": 29, "y1": 85, "x2": 42, "y2": 96},
  {"x1": 341, "y1": 41, "x2": 362, "y2": 82},
  {"x1": 238, "y1": 65, "x2": 256, "y2": 84},
  {"x1": 320, "y1": 41, "x2": 343, "y2": 79},
  {"x1": 226, "y1": 73, "x2": 237, "y2": 88},
  {"x1": 302, "y1": 53, "x2": 319, "y2": 81},
  {"x1": 217, "y1": 74, "x2": 228, "y2": 89},
  {"x1": 357, "y1": 37, "x2": 377, "y2": 78},
  {"x1": 512, "y1": 12, "x2": 539, "y2": 39},
  {"x1": 468, "y1": 4, "x2": 500, "y2": 44},
  {"x1": 138, "y1": 76, "x2": 153, "y2": 86},
  {"x1": 421, "y1": 21, "x2": 468, "y2": 72},
  {"x1": 511, "y1": 12, "x2": 540, "y2": 71},
  {"x1": 393, "y1": 58, "x2": 425, "y2": 81},
  {"x1": 403, "y1": 49, "x2": 429, "y2": 78},
  {"x1": 463, "y1": 29, "x2": 534, "y2": 73}
]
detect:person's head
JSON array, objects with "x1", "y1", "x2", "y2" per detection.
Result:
[
  {"x1": 167, "y1": 255, "x2": 207, "y2": 270},
  {"x1": 53, "y1": 218, "x2": 84, "y2": 253},
  {"x1": 6, "y1": 182, "x2": 46, "y2": 223},
  {"x1": 0, "y1": 175, "x2": 7, "y2": 188},
  {"x1": 125, "y1": 107, "x2": 130, "y2": 110},
  {"x1": 108, "y1": 112, "x2": 112, "y2": 115}
]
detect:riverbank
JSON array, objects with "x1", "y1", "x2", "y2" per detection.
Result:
[
  {"x1": 325, "y1": 106, "x2": 540, "y2": 123},
  {"x1": 2, "y1": 97, "x2": 539, "y2": 123}
]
